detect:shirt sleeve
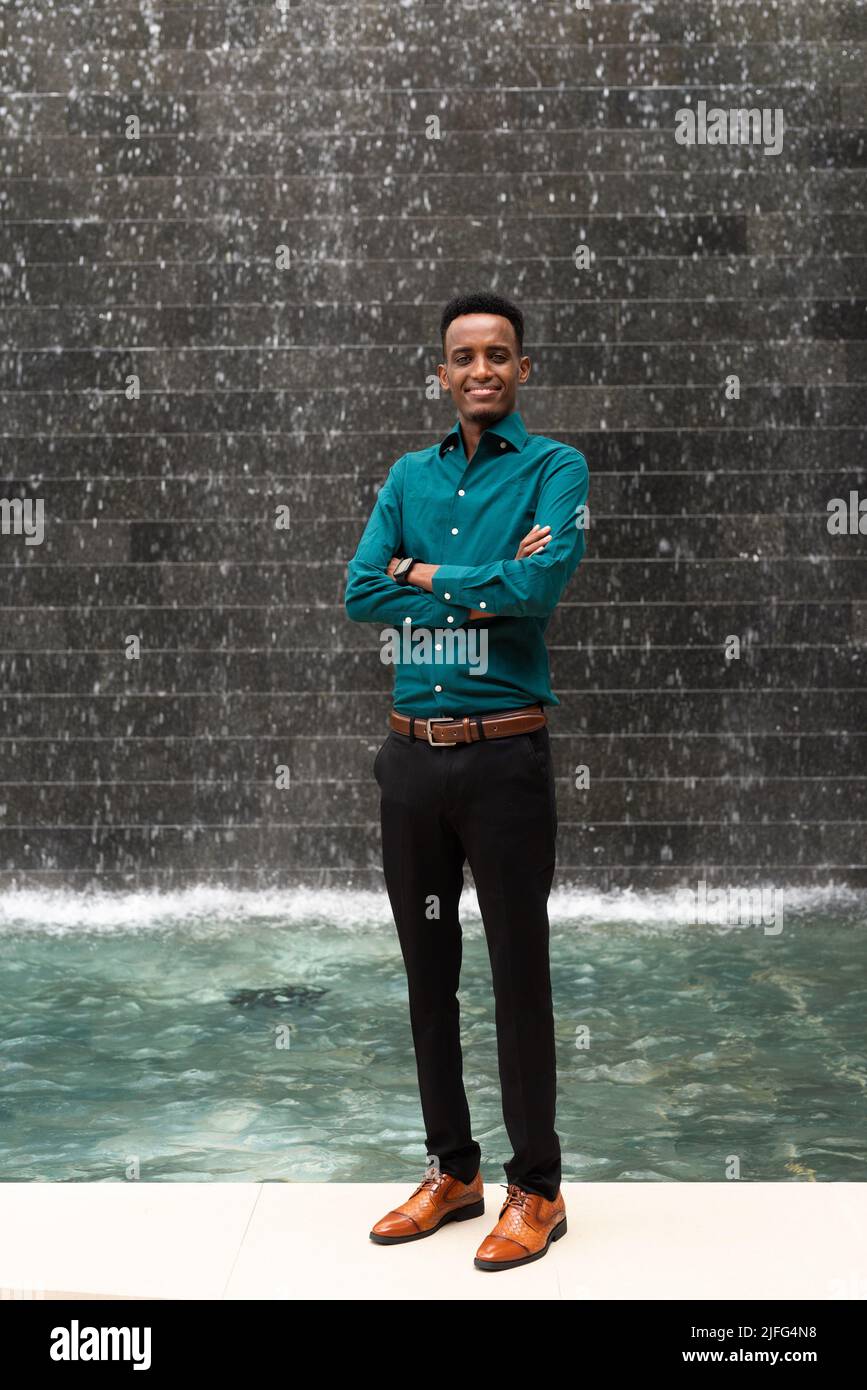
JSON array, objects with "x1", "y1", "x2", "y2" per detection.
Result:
[
  {"x1": 430, "y1": 449, "x2": 590, "y2": 618},
  {"x1": 344, "y1": 455, "x2": 473, "y2": 627}
]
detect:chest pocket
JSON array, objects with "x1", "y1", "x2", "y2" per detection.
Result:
[
  {"x1": 401, "y1": 472, "x2": 451, "y2": 553},
  {"x1": 402, "y1": 470, "x2": 538, "y2": 555},
  {"x1": 503, "y1": 477, "x2": 539, "y2": 541}
]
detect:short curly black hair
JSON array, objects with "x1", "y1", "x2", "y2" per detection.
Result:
[{"x1": 440, "y1": 291, "x2": 524, "y2": 358}]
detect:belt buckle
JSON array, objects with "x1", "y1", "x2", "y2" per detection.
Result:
[{"x1": 425, "y1": 716, "x2": 457, "y2": 748}]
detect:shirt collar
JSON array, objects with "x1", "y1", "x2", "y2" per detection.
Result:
[{"x1": 437, "y1": 408, "x2": 529, "y2": 457}]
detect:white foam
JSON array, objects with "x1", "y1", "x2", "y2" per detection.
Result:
[{"x1": 0, "y1": 883, "x2": 863, "y2": 936}]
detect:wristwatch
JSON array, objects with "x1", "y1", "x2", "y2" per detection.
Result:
[{"x1": 393, "y1": 556, "x2": 416, "y2": 585}]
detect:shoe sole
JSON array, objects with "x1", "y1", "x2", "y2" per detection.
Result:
[
  {"x1": 369, "y1": 1197, "x2": 486, "y2": 1244},
  {"x1": 473, "y1": 1215, "x2": 567, "y2": 1271}
]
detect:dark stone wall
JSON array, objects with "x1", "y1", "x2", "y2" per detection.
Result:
[{"x1": 0, "y1": 0, "x2": 864, "y2": 890}]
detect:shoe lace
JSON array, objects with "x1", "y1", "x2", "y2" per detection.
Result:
[
  {"x1": 498, "y1": 1182, "x2": 531, "y2": 1217},
  {"x1": 409, "y1": 1162, "x2": 445, "y2": 1199}
]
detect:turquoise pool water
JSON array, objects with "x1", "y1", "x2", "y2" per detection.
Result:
[{"x1": 0, "y1": 888, "x2": 864, "y2": 1183}]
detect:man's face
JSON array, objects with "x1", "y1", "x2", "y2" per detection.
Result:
[{"x1": 438, "y1": 313, "x2": 530, "y2": 424}]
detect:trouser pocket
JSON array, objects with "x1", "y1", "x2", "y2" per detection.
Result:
[{"x1": 373, "y1": 732, "x2": 391, "y2": 783}]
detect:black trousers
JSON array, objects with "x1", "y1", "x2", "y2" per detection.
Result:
[{"x1": 374, "y1": 712, "x2": 561, "y2": 1202}]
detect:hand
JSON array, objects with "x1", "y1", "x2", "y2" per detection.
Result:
[
  {"x1": 468, "y1": 528, "x2": 550, "y2": 618},
  {"x1": 515, "y1": 524, "x2": 550, "y2": 560}
]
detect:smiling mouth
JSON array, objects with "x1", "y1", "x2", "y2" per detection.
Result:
[{"x1": 466, "y1": 387, "x2": 500, "y2": 397}]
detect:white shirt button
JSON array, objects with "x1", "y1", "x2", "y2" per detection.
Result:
[
  {"x1": 446, "y1": 615, "x2": 454, "y2": 623},
  {"x1": 479, "y1": 602, "x2": 486, "y2": 609},
  {"x1": 404, "y1": 616, "x2": 411, "y2": 623},
  {"x1": 434, "y1": 684, "x2": 442, "y2": 692},
  {"x1": 444, "y1": 592, "x2": 451, "y2": 600},
  {"x1": 435, "y1": 643, "x2": 442, "y2": 651},
  {"x1": 451, "y1": 527, "x2": 458, "y2": 535},
  {"x1": 458, "y1": 488, "x2": 465, "y2": 496},
  {"x1": 499, "y1": 441, "x2": 507, "y2": 449}
]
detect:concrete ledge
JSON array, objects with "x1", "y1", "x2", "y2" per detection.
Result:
[{"x1": 0, "y1": 1182, "x2": 864, "y2": 1301}]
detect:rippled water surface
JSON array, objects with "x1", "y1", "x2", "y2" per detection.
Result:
[{"x1": 0, "y1": 888, "x2": 864, "y2": 1183}]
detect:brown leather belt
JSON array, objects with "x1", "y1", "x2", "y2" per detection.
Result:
[{"x1": 389, "y1": 703, "x2": 546, "y2": 748}]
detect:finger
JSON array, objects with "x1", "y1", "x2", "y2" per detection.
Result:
[
  {"x1": 518, "y1": 525, "x2": 546, "y2": 552},
  {"x1": 517, "y1": 527, "x2": 552, "y2": 556}
]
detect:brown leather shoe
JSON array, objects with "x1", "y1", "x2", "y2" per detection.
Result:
[
  {"x1": 474, "y1": 1183, "x2": 567, "y2": 1270},
  {"x1": 369, "y1": 1165, "x2": 485, "y2": 1244}
]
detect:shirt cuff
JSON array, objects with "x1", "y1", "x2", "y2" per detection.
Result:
[
  {"x1": 408, "y1": 590, "x2": 473, "y2": 628},
  {"x1": 430, "y1": 564, "x2": 492, "y2": 611}
]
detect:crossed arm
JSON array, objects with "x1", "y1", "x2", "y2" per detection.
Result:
[
  {"x1": 385, "y1": 527, "x2": 552, "y2": 619},
  {"x1": 344, "y1": 450, "x2": 589, "y2": 626}
]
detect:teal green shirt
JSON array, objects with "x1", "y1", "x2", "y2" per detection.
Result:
[{"x1": 344, "y1": 409, "x2": 589, "y2": 716}]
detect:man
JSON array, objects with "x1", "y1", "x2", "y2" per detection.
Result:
[{"x1": 344, "y1": 291, "x2": 589, "y2": 1272}]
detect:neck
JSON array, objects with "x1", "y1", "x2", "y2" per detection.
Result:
[
  {"x1": 460, "y1": 418, "x2": 483, "y2": 461},
  {"x1": 460, "y1": 407, "x2": 511, "y2": 461}
]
